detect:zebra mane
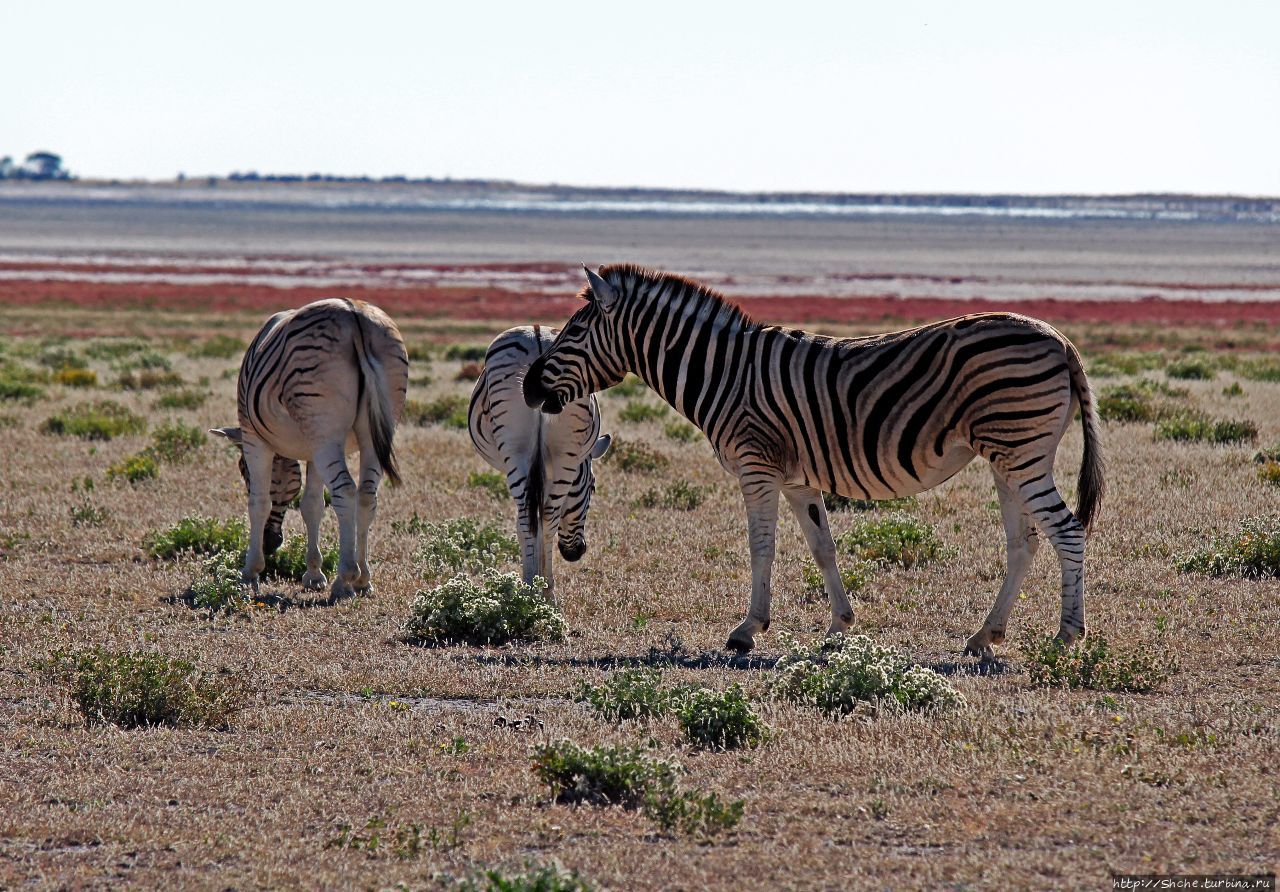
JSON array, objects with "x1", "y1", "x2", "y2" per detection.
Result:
[{"x1": 591, "y1": 263, "x2": 755, "y2": 328}]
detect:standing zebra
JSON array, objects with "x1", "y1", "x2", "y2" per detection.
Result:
[
  {"x1": 212, "y1": 298, "x2": 409, "y2": 601},
  {"x1": 524, "y1": 265, "x2": 1103, "y2": 657},
  {"x1": 470, "y1": 326, "x2": 611, "y2": 598}
]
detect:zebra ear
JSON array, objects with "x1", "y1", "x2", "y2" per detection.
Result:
[
  {"x1": 590, "y1": 434, "x2": 612, "y2": 460},
  {"x1": 209, "y1": 426, "x2": 242, "y2": 445},
  {"x1": 583, "y1": 265, "x2": 619, "y2": 313}
]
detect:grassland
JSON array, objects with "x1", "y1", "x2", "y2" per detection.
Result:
[{"x1": 1, "y1": 304, "x2": 1277, "y2": 889}]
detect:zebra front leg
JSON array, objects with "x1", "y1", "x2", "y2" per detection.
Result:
[
  {"x1": 965, "y1": 470, "x2": 1040, "y2": 660},
  {"x1": 726, "y1": 481, "x2": 780, "y2": 653},
  {"x1": 353, "y1": 450, "x2": 383, "y2": 594},
  {"x1": 315, "y1": 443, "x2": 360, "y2": 601},
  {"x1": 783, "y1": 486, "x2": 853, "y2": 636},
  {"x1": 299, "y1": 462, "x2": 328, "y2": 591},
  {"x1": 240, "y1": 442, "x2": 276, "y2": 593}
]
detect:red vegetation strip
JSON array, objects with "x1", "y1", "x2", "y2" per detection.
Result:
[{"x1": 3, "y1": 279, "x2": 1280, "y2": 327}]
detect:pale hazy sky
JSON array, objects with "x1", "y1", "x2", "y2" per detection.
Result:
[{"x1": 3, "y1": 1, "x2": 1278, "y2": 195}]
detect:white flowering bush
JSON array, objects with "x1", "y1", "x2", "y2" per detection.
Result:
[
  {"x1": 402, "y1": 569, "x2": 566, "y2": 646},
  {"x1": 409, "y1": 517, "x2": 520, "y2": 578},
  {"x1": 769, "y1": 633, "x2": 965, "y2": 715},
  {"x1": 189, "y1": 550, "x2": 250, "y2": 614}
]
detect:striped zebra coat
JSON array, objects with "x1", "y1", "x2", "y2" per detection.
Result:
[
  {"x1": 524, "y1": 265, "x2": 1104, "y2": 656},
  {"x1": 470, "y1": 326, "x2": 611, "y2": 598},
  {"x1": 212, "y1": 298, "x2": 409, "y2": 601}
]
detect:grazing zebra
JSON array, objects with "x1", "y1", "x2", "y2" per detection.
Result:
[
  {"x1": 469, "y1": 326, "x2": 611, "y2": 598},
  {"x1": 524, "y1": 265, "x2": 1104, "y2": 657},
  {"x1": 211, "y1": 298, "x2": 409, "y2": 600}
]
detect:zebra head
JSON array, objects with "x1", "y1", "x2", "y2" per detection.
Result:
[
  {"x1": 523, "y1": 266, "x2": 628, "y2": 414},
  {"x1": 556, "y1": 434, "x2": 611, "y2": 561},
  {"x1": 209, "y1": 427, "x2": 303, "y2": 555}
]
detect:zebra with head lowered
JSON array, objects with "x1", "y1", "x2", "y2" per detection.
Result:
[
  {"x1": 470, "y1": 326, "x2": 611, "y2": 598},
  {"x1": 212, "y1": 298, "x2": 409, "y2": 601},
  {"x1": 524, "y1": 265, "x2": 1104, "y2": 657}
]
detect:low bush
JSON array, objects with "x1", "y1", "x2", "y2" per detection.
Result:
[
  {"x1": 37, "y1": 345, "x2": 87, "y2": 370},
  {"x1": 837, "y1": 513, "x2": 947, "y2": 569},
  {"x1": 403, "y1": 570, "x2": 565, "y2": 646},
  {"x1": 444, "y1": 343, "x2": 487, "y2": 362},
  {"x1": 189, "y1": 334, "x2": 244, "y2": 359},
  {"x1": 577, "y1": 669, "x2": 677, "y2": 722},
  {"x1": 54, "y1": 367, "x2": 97, "y2": 388},
  {"x1": 264, "y1": 534, "x2": 339, "y2": 582},
  {"x1": 1085, "y1": 352, "x2": 1166, "y2": 378},
  {"x1": 1177, "y1": 515, "x2": 1280, "y2": 578},
  {"x1": 40, "y1": 648, "x2": 240, "y2": 729},
  {"x1": 406, "y1": 342, "x2": 434, "y2": 362},
  {"x1": 116, "y1": 349, "x2": 172, "y2": 371},
  {"x1": 608, "y1": 374, "x2": 650, "y2": 398},
  {"x1": 107, "y1": 452, "x2": 159, "y2": 484},
  {"x1": 619, "y1": 401, "x2": 668, "y2": 423},
  {"x1": 1019, "y1": 634, "x2": 1171, "y2": 693},
  {"x1": 404, "y1": 395, "x2": 468, "y2": 429},
  {"x1": 42, "y1": 400, "x2": 147, "y2": 440},
  {"x1": 455, "y1": 863, "x2": 594, "y2": 892},
  {"x1": 85, "y1": 338, "x2": 151, "y2": 362},
  {"x1": 1238, "y1": 358, "x2": 1280, "y2": 382},
  {"x1": 1154, "y1": 412, "x2": 1257, "y2": 445},
  {"x1": 144, "y1": 515, "x2": 247, "y2": 560},
  {"x1": 635, "y1": 480, "x2": 708, "y2": 511},
  {"x1": 801, "y1": 560, "x2": 872, "y2": 597},
  {"x1": 408, "y1": 516, "x2": 520, "y2": 577},
  {"x1": 769, "y1": 633, "x2": 965, "y2": 715},
  {"x1": 604, "y1": 438, "x2": 669, "y2": 473},
  {"x1": 664, "y1": 420, "x2": 699, "y2": 442},
  {"x1": 467, "y1": 470, "x2": 508, "y2": 499},
  {"x1": 531, "y1": 740, "x2": 742, "y2": 836},
  {"x1": 153, "y1": 388, "x2": 209, "y2": 410},
  {"x1": 1165, "y1": 357, "x2": 1216, "y2": 380},
  {"x1": 150, "y1": 421, "x2": 205, "y2": 463},
  {"x1": 1222, "y1": 381, "x2": 1245, "y2": 398},
  {"x1": 1258, "y1": 463, "x2": 1280, "y2": 487},
  {"x1": 456, "y1": 361, "x2": 484, "y2": 380},
  {"x1": 1, "y1": 361, "x2": 49, "y2": 403},
  {"x1": 189, "y1": 551, "x2": 251, "y2": 613},
  {"x1": 1095, "y1": 380, "x2": 1190, "y2": 423},
  {"x1": 675, "y1": 684, "x2": 768, "y2": 750},
  {"x1": 115, "y1": 368, "x2": 183, "y2": 390},
  {"x1": 822, "y1": 493, "x2": 918, "y2": 512},
  {"x1": 69, "y1": 501, "x2": 109, "y2": 527}
]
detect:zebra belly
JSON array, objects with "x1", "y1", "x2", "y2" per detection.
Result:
[{"x1": 816, "y1": 442, "x2": 977, "y2": 501}]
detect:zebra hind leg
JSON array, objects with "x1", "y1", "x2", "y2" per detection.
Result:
[
  {"x1": 314, "y1": 442, "x2": 361, "y2": 602},
  {"x1": 964, "y1": 470, "x2": 1040, "y2": 660},
  {"x1": 353, "y1": 446, "x2": 383, "y2": 594},
  {"x1": 299, "y1": 462, "x2": 328, "y2": 591},
  {"x1": 726, "y1": 480, "x2": 781, "y2": 653},
  {"x1": 783, "y1": 486, "x2": 853, "y2": 636}
]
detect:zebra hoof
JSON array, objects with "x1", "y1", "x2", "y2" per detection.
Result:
[
  {"x1": 301, "y1": 571, "x2": 328, "y2": 591},
  {"x1": 963, "y1": 632, "x2": 996, "y2": 662},
  {"x1": 329, "y1": 580, "x2": 355, "y2": 602},
  {"x1": 1054, "y1": 626, "x2": 1084, "y2": 648},
  {"x1": 724, "y1": 634, "x2": 755, "y2": 654}
]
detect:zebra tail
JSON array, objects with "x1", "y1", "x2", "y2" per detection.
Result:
[
  {"x1": 1067, "y1": 343, "x2": 1104, "y2": 532},
  {"x1": 352, "y1": 311, "x2": 402, "y2": 488},
  {"x1": 525, "y1": 417, "x2": 546, "y2": 582}
]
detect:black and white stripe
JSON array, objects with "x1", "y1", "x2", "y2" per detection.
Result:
[
  {"x1": 525, "y1": 265, "x2": 1103, "y2": 656},
  {"x1": 212, "y1": 298, "x2": 409, "y2": 600},
  {"x1": 470, "y1": 326, "x2": 610, "y2": 598}
]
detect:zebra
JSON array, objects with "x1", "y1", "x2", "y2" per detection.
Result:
[
  {"x1": 211, "y1": 298, "x2": 409, "y2": 601},
  {"x1": 523, "y1": 265, "x2": 1104, "y2": 657},
  {"x1": 469, "y1": 325, "x2": 611, "y2": 598}
]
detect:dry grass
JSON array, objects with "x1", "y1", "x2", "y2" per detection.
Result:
[{"x1": 1, "y1": 305, "x2": 1278, "y2": 889}]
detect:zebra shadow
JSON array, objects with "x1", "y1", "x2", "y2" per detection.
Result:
[
  {"x1": 467, "y1": 634, "x2": 781, "y2": 672},
  {"x1": 167, "y1": 586, "x2": 356, "y2": 613}
]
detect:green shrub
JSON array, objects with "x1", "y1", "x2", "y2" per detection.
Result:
[
  {"x1": 85, "y1": 338, "x2": 152, "y2": 361},
  {"x1": 0, "y1": 413, "x2": 17, "y2": 429},
  {"x1": 107, "y1": 452, "x2": 159, "y2": 484},
  {"x1": 608, "y1": 374, "x2": 650, "y2": 398},
  {"x1": 42, "y1": 401, "x2": 147, "y2": 440},
  {"x1": 456, "y1": 863, "x2": 594, "y2": 892},
  {"x1": 149, "y1": 421, "x2": 205, "y2": 463},
  {"x1": 664, "y1": 420, "x2": 699, "y2": 442},
  {"x1": 1259, "y1": 463, "x2": 1280, "y2": 487},
  {"x1": 1095, "y1": 379, "x2": 1191, "y2": 423},
  {"x1": 1238, "y1": 358, "x2": 1280, "y2": 382},
  {"x1": 1165, "y1": 357, "x2": 1216, "y2": 380},
  {"x1": 468, "y1": 470, "x2": 508, "y2": 499},
  {"x1": 675, "y1": 684, "x2": 768, "y2": 751},
  {"x1": 69, "y1": 501, "x2": 109, "y2": 527},
  {"x1": 577, "y1": 668, "x2": 676, "y2": 722},
  {"x1": 1019, "y1": 634, "x2": 1171, "y2": 693},
  {"x1": 37, "y1": 346, "x2": 86, "y2": 370},
  {"x1": 189, "y1": 551, "x2": 251, "y2": 613},
  {"x1": 1177, "y1": 515, "x2": 1280, "y2": 578},
  {"x1": 837, "y1": 513, "x2": 947, "y2": 569},
  {"x1": 1154, "y1": 413, "x2": 1257, "y2": 444},
  {"x1": 116, "y1": 349, "x2": 172, "y2": 371},
  {"x1": 116, "y1": 368, "x2": 183, "y2": 390},
  {"x1": 769, "y1": 633, "x2": 965, "y2": 715},
  {"x1": 444, "y1": 344, "x2": 487, "y2": 362},
  {"x1": 801, "y1": 560, "x2": 872, "y2": 597},
  {"x1": 403, "y1": 570, "x2": 566, "y2": 646},
  {"x1": 407, "y1": 516, "x2": 520, "y2": 577},
  {"x1": 635, "y1": 480, "x2": 708, "y2": 511},
  {"x1": 144, "y1": 515, "x2": 247, "y2": 560},
  {"x1": 1222, "y1": 381, "x2": 1245, "y2": 398},
  {"x1": 54, "y1": 367, "x2": 97, "y2": 388},
  {"x1": 153, "y1": 388, "x2": 208, "y2": 410},
  {"x1": 189, "y1": 334, "x2": 244, "y2": 359},
  {"x1": 618, "y1": 400, "x2": 668, "y2": 423},
  {"x1": 604, "y1": 438, "x2": 669, "y2": 473},
  {"x1": 822, "y1": 493, "x2": 918, "y2": 512},
  {"x1": 40, "y1": 648, "x2": 240, "y2": 729},
  {"x1": 0, "y1": 361, "x2": 47, "y2": 403},
  {"x1": 1086, "y1": 352, "x2": 1166, "y2": 377},
  {"x1": 406, "y1": 342, "x2": 434, "y2": 362},
  {"x1": 263, "y1": 534, "x2": 339, "y2": 582},
  {"x1": 404, "y1": 395, "x2": 469, "y2": 429},
  {"x1": 531, "y1": 740, "x2": 742, "y2": 836}
]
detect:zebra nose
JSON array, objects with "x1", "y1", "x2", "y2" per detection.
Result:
[{"x1": 558, "y1": 538, "x2": 586, "y2": 561}]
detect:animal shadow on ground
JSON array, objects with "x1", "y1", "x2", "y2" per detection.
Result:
[{"x1": 166, "y1": 586, "x2": 356, "y2": 612}]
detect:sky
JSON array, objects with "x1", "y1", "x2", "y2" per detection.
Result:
[{"x1": 3, "y1": 1, "x2": 1278, "y2": 195}]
